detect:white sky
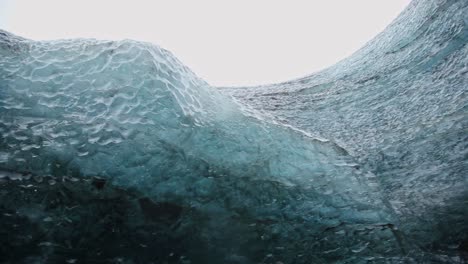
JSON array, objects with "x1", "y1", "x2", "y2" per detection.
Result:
[{"x1": 0, "y1": 0, "x2": 410, "y2": 86}]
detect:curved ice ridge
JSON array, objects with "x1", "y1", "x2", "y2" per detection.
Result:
[
  {"x1": 0, "y1": 32, "x2": 381, "y2": 205},
  {"x1": 0, "y1": 29, "x2": 399, "y2": 261},
  {"x1": 224, "y1": 0, "x2": 468, "y2": 256}
]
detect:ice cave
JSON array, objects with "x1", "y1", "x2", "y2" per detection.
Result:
[{"x1": 0, "y1": 0, "x2": 467, "y2": 263}]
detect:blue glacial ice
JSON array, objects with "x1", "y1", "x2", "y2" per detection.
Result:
[
  {"x1": 0, "y1": 31, "x2": 400, "y2": 263},
  {"x1": 0, "y1": 0, "x2": 467, "y2": 262},
  {"x1": 224, "y1": 0, "x2": 468, "y2": 257}
]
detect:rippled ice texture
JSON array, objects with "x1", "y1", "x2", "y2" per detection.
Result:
[
  {"x1": 224, "y1": 0, "x2": 468, "y2": 255},
  {"x1": 0, "y1": 0, "x2": 467, "y2": 262},
  {"x1": 0, "y1": 31, "x2": 399, "y2": 263}
]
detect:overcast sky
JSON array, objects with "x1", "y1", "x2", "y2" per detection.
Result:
[{"x1": 0, "y1": 0, "x2": 410, "y2": 86}]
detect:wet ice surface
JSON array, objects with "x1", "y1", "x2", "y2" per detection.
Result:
[
  {"x1": 225, "y1": 0, "x2": 468, "y2": 256},
  {"x1": 0, "y1": 0, "x2": 467, "y2": 263},
  {"x1": 0, "y1": 34, "x2": 399, "y2": 263}
]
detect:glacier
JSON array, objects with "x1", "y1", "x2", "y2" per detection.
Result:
[
  {"x1": 0, "y1": 0, "x2": 467, "y2": 263},
  {"x1": 223, "y1": 0, "x2": 468, "y2": 256}
]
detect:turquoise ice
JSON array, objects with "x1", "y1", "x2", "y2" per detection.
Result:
[{"x1": 0, "y1": 0, "x2": 466, "y2": 262}]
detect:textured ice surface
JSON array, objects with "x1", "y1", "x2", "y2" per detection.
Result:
[
  {"x1": 224, "y1": 0, "x2": 468, "y2": 255},
  {"x1": 0, "y1": 31, "x2": 400, "y2": 263},
  {"x1": 0, "y1": 0, "x2": 467, "y2": 262},
  {"x1": 0, "y1": 32, "x2": 386, "y2": 209}
]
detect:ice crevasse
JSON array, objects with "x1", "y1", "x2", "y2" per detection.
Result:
[{"x1": 0, "y1": 0, "x2": 467, "y2": 263}]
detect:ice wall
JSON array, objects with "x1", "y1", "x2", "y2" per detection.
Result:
[
  {"x1": 0, "y1": 31, "x2": 403, "y2": 262},
  {"x1": 0, "y1": 0, "x2": 466, "y2": 262},
  {"x1": 223, "y1": 0, "x2": 468, "y2": 254}
]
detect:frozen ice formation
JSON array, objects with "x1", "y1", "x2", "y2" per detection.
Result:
[
  {"x1": 0, "y1": 0, "x2": 467, "y2": 262},
  {"x1": 0, "y1": 31, "x2": 387, "y2": 208},
  {"x1": 224, "y1": 0, "x2": 468, "y2": 256},
  {"x1": 0, "y1": 31, "x2": 398, "y2": 263}
]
